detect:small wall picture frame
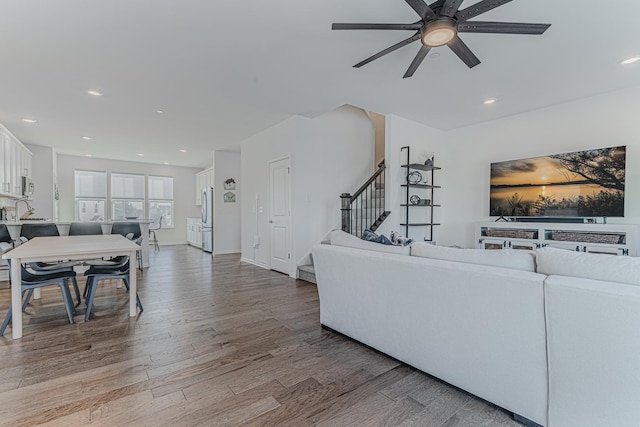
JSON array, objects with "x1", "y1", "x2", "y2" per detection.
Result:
[
  {"x1": 224, "y1": 178, "x2": 236, "y2": 190},
  {"x1": 224, "y1": 191, "x2": 236, "y2": 203}
]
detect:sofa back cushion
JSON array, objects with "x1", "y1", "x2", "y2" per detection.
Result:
[
  {"x1": 329, "y1": 230, "x2": 411, "y2": 255},
  {"x1": 411, "y1": 243, "x2": 536, "y2": 272},
  {"x1": 536, "y1": 246, "x2": 640, "y2": 286}
]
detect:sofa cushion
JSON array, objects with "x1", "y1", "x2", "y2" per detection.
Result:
[
  {"x1": 411, "y1": 243, "x2": 536, "y2": 272},
  {"x1": 329, "y1": 230, "x2": 410, "y2": 255},
  {"x1": 536, "y1": 246, "x2": 640, "y2": 286}
]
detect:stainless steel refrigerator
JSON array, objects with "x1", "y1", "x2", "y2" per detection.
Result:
[{"x1": 201, "y1": 187, "x2": 214, "y2": 253}]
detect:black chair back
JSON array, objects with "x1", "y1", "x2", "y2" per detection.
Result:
[
  {"x1": 111, "y1": 222, "x2": 141, "y2": 239},
  {"x1": 20, "y1": 223, "x2": 59, "y2": 240},
  {"x1": 0, "y1": 224, "x2": 12, "y2": 244},
  {"x1": 69, "y1": 222, "x2": 104, "y2": 236}
]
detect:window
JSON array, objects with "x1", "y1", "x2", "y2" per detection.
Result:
[
  {"x1": 75, "y1": 170, "x2": 107, "y2": 221},
  {"x1": 148, "y1": 176, "x2": 174, "y2": 227},
  {"x1": 111, "y1": 173, "x2": 144, "y2": 220}
]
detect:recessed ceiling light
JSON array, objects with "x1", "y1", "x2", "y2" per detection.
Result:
[
  {"x1": 137, "y1": 153, "x2": 144, "y2": 157},
  {"x1": 81, "y1": 136, "x2": 93, "y2": 140},
  {"x1": 22, "y1": 118, "x2": 37, "y2": 123},
  {"x1": 156, "y1": 110, "x2": 164, "y2": 114},
  {"x1": 483, "y1": 99, "x2": 497, "y2": 105},
  {"x1": 164, "y1": 162, "x2": 169, "y2": 165},
  {"x1": 180, "y1": 149, "x2": 187, "y2": 153},
  {"x1": 85, "y1": 154, "x2": 93, "y2": 157},
  {"x1": 87, "y1": 90, "x2": 103, "y2": 96},
  {"x1": 620, "y1": 56, "x2": 640, "y2": 65}
]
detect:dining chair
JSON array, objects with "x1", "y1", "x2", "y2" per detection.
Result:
[
  {"x1": 19, "y1": 223, "x2": 82, "y2": 305},
  {"x1": 69, "y1": 222, "x2": 104, "y2": 236},
  {"x1": 111, "y1": 222, "x2": 143, "y2": 272},
  {"x1": 83, "y1": 257, "x2": 143, "y2": 322},
  {"x1": 0, "y1": 225, "x2": 15, "y2": 283},
  {"x1": 148, "y1": 216, "x2": 162, "y2": 252},
  {"x1": 0, "y1": 260, "x2": 76, "y2": 335}
]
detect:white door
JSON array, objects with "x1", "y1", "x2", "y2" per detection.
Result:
[{"x1": 269, "y1": 157, "x2": 291, "y2": 274}]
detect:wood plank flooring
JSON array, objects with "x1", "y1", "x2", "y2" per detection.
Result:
[{"x1": 0, "y1": 245, "x2": 521, "y2": 426}]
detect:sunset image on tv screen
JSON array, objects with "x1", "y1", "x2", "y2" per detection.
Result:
[{"x1": 490, "y1": 146, "x2": 626, "y2": 217}]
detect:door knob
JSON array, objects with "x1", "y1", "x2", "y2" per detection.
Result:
[{"x1": 269, "y1": 220, "x2": 273, "y2": 223}]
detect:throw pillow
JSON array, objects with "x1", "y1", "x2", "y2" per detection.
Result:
[
  {"x1": 329, "y1": 230, "x2": 411, "y2": 255},
  {"x1": 411, "y1": 243, "x2": 536, "y2": 272},
  {"x1": 362, "y1": 229, "x2": 393, "y2": 245},
  {"x1": 536, "y1": 246, "x2": 640, "y2": 286}
]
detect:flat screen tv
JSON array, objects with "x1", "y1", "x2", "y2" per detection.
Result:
[{"x1": 490, "y1": 146, "x2": 626, "y2": 218}]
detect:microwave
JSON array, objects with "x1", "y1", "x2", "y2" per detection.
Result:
[{"x1": 21, "y1": 176, "x2": 34, "y2": 196}]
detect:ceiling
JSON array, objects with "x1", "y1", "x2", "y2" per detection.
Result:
[{"x1": 1, "y1": 0, "x2": 639, "y2": 168}]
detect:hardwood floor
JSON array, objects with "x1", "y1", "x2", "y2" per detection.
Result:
[{"x1": 0, "y1": 245, "x2": 521, "y2": 426}]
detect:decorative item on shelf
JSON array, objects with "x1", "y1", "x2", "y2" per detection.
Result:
[
  {"x1": 410, "y1": 195, "x2": 431, "y2": 206},
  {"x1": 407, "y1": 171, "x2": 422, "y2": 185},
  {"x1": 224, "y1": 178, "x2": 236, "y2": 190},
  {"x1": 424, "y1": 157, "x2": 434, "y2": 167}
]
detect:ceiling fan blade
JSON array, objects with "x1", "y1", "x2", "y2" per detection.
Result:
[
  {"x1": 332, "y1": 23, "x2": 423, "y2": 31},
  {"x1": 440, "y1": 0, "x2": 465, "y2": 17},
  {"x1": 448, "y1": 36, "x2": 481, "y2": 68},
  {"x1": 456, "y1": 0, "x2": 513, "y2": 22},
  {"x1": 403, "y1": 46, "x2": 431, "y2": 78},
  {"x1": 353, "y1": 33, "x2": 421, "y2": 68},
  {"x1": 405, "y1": 0, "x2": 437, "y2": 21},
  {"x1": 458, "y1": 21, "x2": 551, "y2": 34}
]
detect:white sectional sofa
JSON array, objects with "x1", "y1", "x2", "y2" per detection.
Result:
[{"x1": 312, "y1": 231, "x2": 640, "y2": 427}]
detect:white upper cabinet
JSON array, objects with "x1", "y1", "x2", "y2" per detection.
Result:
[
  {"x1": 0, "y1": 124, "x2": 34, "y2": 198},
  {"x1": 195, "y1": 167, "x2": 213, "y2": 206}
]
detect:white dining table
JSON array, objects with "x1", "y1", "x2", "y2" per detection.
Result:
[{"x1": 2, "y1": 234, "x2": 141, "y2": 339}]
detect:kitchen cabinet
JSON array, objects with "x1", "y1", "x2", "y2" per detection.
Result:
[
  {"x1": 0, "y1": 124, "x2": 33, "y2": 198},
  {"x1": 195, "y1": 167, "x2": 213, "y2": 206},
  {"x1": 187, "y1": 217, "x2": 202, "y2": 248}
]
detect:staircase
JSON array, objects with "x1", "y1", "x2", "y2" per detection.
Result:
[
  {"x1": 297, "y1": 160, "x2": 389, "y2": 284},
  {"x1": 341, "y1": 160, "x2": 389, "y2": 238}
]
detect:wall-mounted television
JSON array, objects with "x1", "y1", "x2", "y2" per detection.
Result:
[{"x1": 490, "y1": 146, "x2": 626, "y2": 218}]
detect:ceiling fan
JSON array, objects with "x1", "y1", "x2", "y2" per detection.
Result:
[{"x1": 333, "y1": 0, "x2": 551, "y2": 78}]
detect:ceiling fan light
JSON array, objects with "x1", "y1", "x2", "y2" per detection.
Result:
[{"x1": 422, "y1": 19, "x2": 457, "y2": 47}]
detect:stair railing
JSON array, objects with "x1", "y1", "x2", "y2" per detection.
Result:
[{"x1": 340, "y1": 160, "x2": 388, "y2": 237}]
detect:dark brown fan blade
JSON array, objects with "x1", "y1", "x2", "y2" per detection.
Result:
[
  {"x1": 405, "y1": 0, "x2": 437, "y2": 21},
  {"x1": 441, "y1": 0, "x2": 465, "y2": 17},
  {"x1": 332, "y1": 23, "x2": 423, "y2": 31},
  {"x1": 457, "y1": 0, "x2": 513, "y2": 22},
  {"x1": 403, "y1": 46, "x2": 431, "y2": 78},
  {"x1": 448, "y1": 36, "x2": 481, "y2": 68},
  {"x1": 353, "y1": 33, "x2": 421, "y2": 68},
  {"x1": 458, "y1": 21, "x2": 551, "y2": 35}
]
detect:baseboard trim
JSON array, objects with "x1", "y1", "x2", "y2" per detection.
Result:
[
  {"x1": 240, "y1": 257, "x2": 268, "y2": 269},
  {"x1": 214, "y1": 250, "x2": 241, "y2": 255}
]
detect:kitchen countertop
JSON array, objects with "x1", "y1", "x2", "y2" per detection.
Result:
[{"x1": 0, "y1": 219, "x2": 153, "y2": 225}]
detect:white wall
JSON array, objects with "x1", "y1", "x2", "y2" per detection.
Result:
[
  {"x1": 377, "y1": 114, "x2": 448, "y2": 242},
  {"x1": 24, "y1": 144, "x2": 55, "y2": 219},
  {"x1": 241, "y1": 105, "x2": 374, "y2": 274},
  {"x1": 440, "y1": 85, "x2": 640, "y2": 248},
  {"x1": 213, "y1": 150, "x2": 241, "y2": 254},
  {"x1": 56, "y1": 154, "x2": 201, "y2": 245},
  {"x1": 378, "y1": 86, "x2": 640, "y2": 248}
]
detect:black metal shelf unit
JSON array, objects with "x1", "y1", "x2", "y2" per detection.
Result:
[{"x1": 401, "y1": 146, "x2": 440, "y2": 241}]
